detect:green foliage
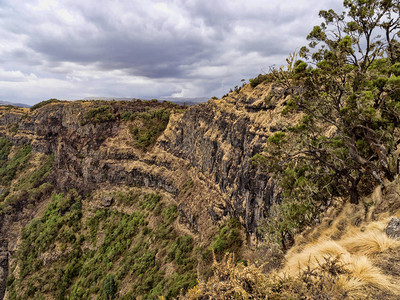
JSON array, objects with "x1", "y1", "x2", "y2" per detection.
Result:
[
  {"x1": 18, "y1": 191, "x2": 82, "y2": 281},
  {"x1": 11, "y1": 189, "x2": 198, "y2": 299},
  {"x1": 128, "y1": 108, "x2": 171, "y2": 151},
  {"x1": 254, "y1": 0, "x2": 400, "y2": 249},
  {"x1": 249, "y1": 74, "x2": 272, "y2": 88},
  {"x1": 267, "y1": 132, "x2": 286, "y2": 146},
  {"x1": 161, "y1": 204, "x2": 178, "y2": 225},
  {"x1": 389, "y1": 63, "x2": 400, "y2": 76},
  {"x1": 83, "y1": 105, "x2": 116, "y2": 124},
  {"x1": 167, "y1": 235, "x2": 194, "y2": 266},
  {"x1": 0, "y1": 143, "x2": 32, "y2": 185},
  {"x1": 16, "y1": 154, "x2": 54, "y2": 190},
  {"x1": 211, "y1": 218, "x2": 242, "y2": 255},
  {"x1": 103, "y1": 274, "x2": 117, "y2": 299},
  {"x1": 0, "y1": 141, "x2": 54, "y2": 215},
  {"x1": 140, "y1": 193, "x2": 162, "y2": 211},
  {"x1": 30, "y1": 99, "x2": 61, "y2": 111},
  {"x1": 0, "y1": 137, "x2": 12, "y2": 164},
  {"x1": 113, "y1": 190, "x2": 141, "y2": 206}
]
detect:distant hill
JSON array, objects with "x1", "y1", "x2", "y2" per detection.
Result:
[
  {"x1": 0, "y1": 100, "x2": 30, "y2": 108},
  {"x1": 83, "y1": 96, "x2": 209, "y2": 106}
]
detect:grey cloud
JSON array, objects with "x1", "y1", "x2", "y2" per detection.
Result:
[{"x1": 0, "y1": 0, "x2": 347, "y2": 104}]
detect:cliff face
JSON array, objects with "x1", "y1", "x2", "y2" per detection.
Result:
[
  {"x1": 0, "y1": 82, "x2": 288, "y2": 238},
  {"x1": 160, "y1": 83, "x2": 289, "y2": 234},
  {"x1": 0, "y1": 82, "x2": 291, "y2": 298}
]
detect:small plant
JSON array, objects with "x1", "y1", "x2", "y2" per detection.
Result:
[
  {"x1": 249, "y1": 73, "x2": 272, "y2": 88},
  {"x1": 211, "y1": 218, "x2": 242, "y2": 256},
  {"x1": 103, "y1": 274, "x2": 117, "y2": 299}
]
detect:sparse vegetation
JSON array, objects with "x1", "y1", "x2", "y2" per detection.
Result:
[
  {"x1": 0, "y1": 137, "x2": 12, "y2": 164},
  {"x1": 0, "y1": 143, "x2": 32, "y2": 186},
  {"x1": 10, "y1": 190, "x2": 199, "y2": 299},
  {"x1": 249, "y1": 73, "x2": 273, "y2": 88},
  {"x1": 83, "y1": 105, "x2": 116, "y2": 124},
  {"x1": 185, "y1": 253, "x2": 350, "y2": 299},
  {"x1": 30, "y1": 99, "x2": 61, "y2": 111},
  {"x1": 128, "y1": 108, "x2": 171, "y2": 151}
]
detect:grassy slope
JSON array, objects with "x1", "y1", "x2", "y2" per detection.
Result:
[
  {"x1": 185, "y1": 180, "x2": 400, "y2": 299},
  {"x1": 6, "y1": 189, "x2": 199, "y2": 299}
]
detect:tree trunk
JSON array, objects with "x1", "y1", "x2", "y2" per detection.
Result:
[{"x1": 349, "y1": 186, "x2": 359, "y2": 204}]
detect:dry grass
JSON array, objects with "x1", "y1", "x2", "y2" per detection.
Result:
[
  {"x1": 184, "y1": 253, "x2": 350, "y2": 299},
  {"x1": 283, "y1": 236, "x2": 400, "y2": 297},
  {"x1": 341, "y1": 230, "x2": 400, "y2": 255},
  {"x1": 282, "y1": 183, "x2": 400, "y2": 298},
  {"x1": 183, "y1": 178, "x2": 400, "y2": 299}
]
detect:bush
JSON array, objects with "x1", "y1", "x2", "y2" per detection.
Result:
[
  {"x1": 128, "y1": 108, "x2": 171, "y2": 151},
  {"x1": 139, "y1": 193, "x2": 161, "y2": 211},
  {"x1": 0, "y1": 143, "x2": 32, "y2": 185},
  {"x1": 30, "y1": 99, "x2": 61, "y2": 111},
  {"x1": 249, "y1": 73, "x2": 272, "y2": 88},
  {"x1": 83, "y1": 105, "x2": 116, "y2": 124},
  {"x1": 0, "y1": 137, "x2": 11, "y2": 164},
  {"x1": 103, "y1": 274, "x2": 117, "y2": 299},
  {"x1": 211, "y1": 218, "x2": 242, "y2": 256}
]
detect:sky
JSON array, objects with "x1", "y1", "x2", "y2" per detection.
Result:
[{"x1": 0, "y1": 0, "x2": 343, "y2": 105}]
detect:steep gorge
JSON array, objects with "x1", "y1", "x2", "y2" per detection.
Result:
[{"x1": 0, "y1": 81, "x2": 289, "y2": 299}]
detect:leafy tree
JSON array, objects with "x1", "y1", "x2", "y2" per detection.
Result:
[
  {"x1": 256, "y1": 0, "x2": 400, "y2": 247},
  {"x1": 103, "y1": 274, "x2": 117, "y2": 299}
]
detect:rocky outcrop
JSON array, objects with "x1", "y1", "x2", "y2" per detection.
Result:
[
  {"x1": 386, "y1": 218, "x2": 400, "y2": 240},
  {"x1": 160, "y1": 83, "x2": 287, "y2": 234}
]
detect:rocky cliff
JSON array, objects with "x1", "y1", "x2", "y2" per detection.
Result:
[
  {"x1": 0, "y1": 82, "x2": 291, "y2": 298},
  {"x1": 0, "y1": 81, "x2": 288, "y2": 237}
]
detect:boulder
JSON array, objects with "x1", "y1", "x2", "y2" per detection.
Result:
[
  {"x1": 101, "y1": 195, "x2": 113, "y2": 207},
  {"x1": 386, "y1": 218, "x2": 400, "y2": 240}
]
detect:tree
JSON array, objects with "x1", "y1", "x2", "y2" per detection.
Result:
[
  {"x1": 103, "y1": 274, "x2": 117, "y2": 299},
  {"x1": 256, "y1": 0, "x2": 400, "y2": 248}
]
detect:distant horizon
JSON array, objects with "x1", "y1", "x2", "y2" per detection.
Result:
[{"x1": 0, "y1": 95, "x2": 211, "y2": 107}]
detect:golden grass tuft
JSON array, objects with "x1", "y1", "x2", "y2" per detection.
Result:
[
  {"x1": 284, "y1": 240, "x2": 347, "y2": 276},
  {"x1": 282, "y1": 197, "x2": 400, "y2": 298},
  {"x1": 283, "y1": 239, "x2": 400, "y2": 296},
  {"x1": 341, "y1": 230, "x2": 400, "y2": 255}
]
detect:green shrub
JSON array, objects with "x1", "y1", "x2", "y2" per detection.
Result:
[
  {"x1": 14, "y1": 188, "x2": 199, "y2": 299},
  {"x1": 103, "y1": 274, "x2": 117, "y2": 299},
  {"x1": 162, "y1": 205, "x2": 178, "y2": 225},
  {"x1": 249, "y1": 73, "x2": 272, "y2": 88},
  {"x1": 0, "y1": 137, "x2": 11, "y2": 164},
  {"x1": 30, "y1": 99, "x2": 61, "y2": 111},
  {"x1": 0, "y1": 143, "x2": 32, "y2": 185},
  {"x1": 211, "y1": 218, "x2": 242, "y2": 255},
  {"x1": 83, "y1": 105, "x2": 116, "y2": 124},
  {"x1": 140, "y1": 193, "x2": 161, "y2": 211},
  {"x1": 129, "y1": 108, "x2": 171, "y2": 151}
]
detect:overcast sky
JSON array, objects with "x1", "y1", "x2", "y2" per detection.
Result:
[{"x1": 0, "y1": 0, "x2": 343, "y2": 105}]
